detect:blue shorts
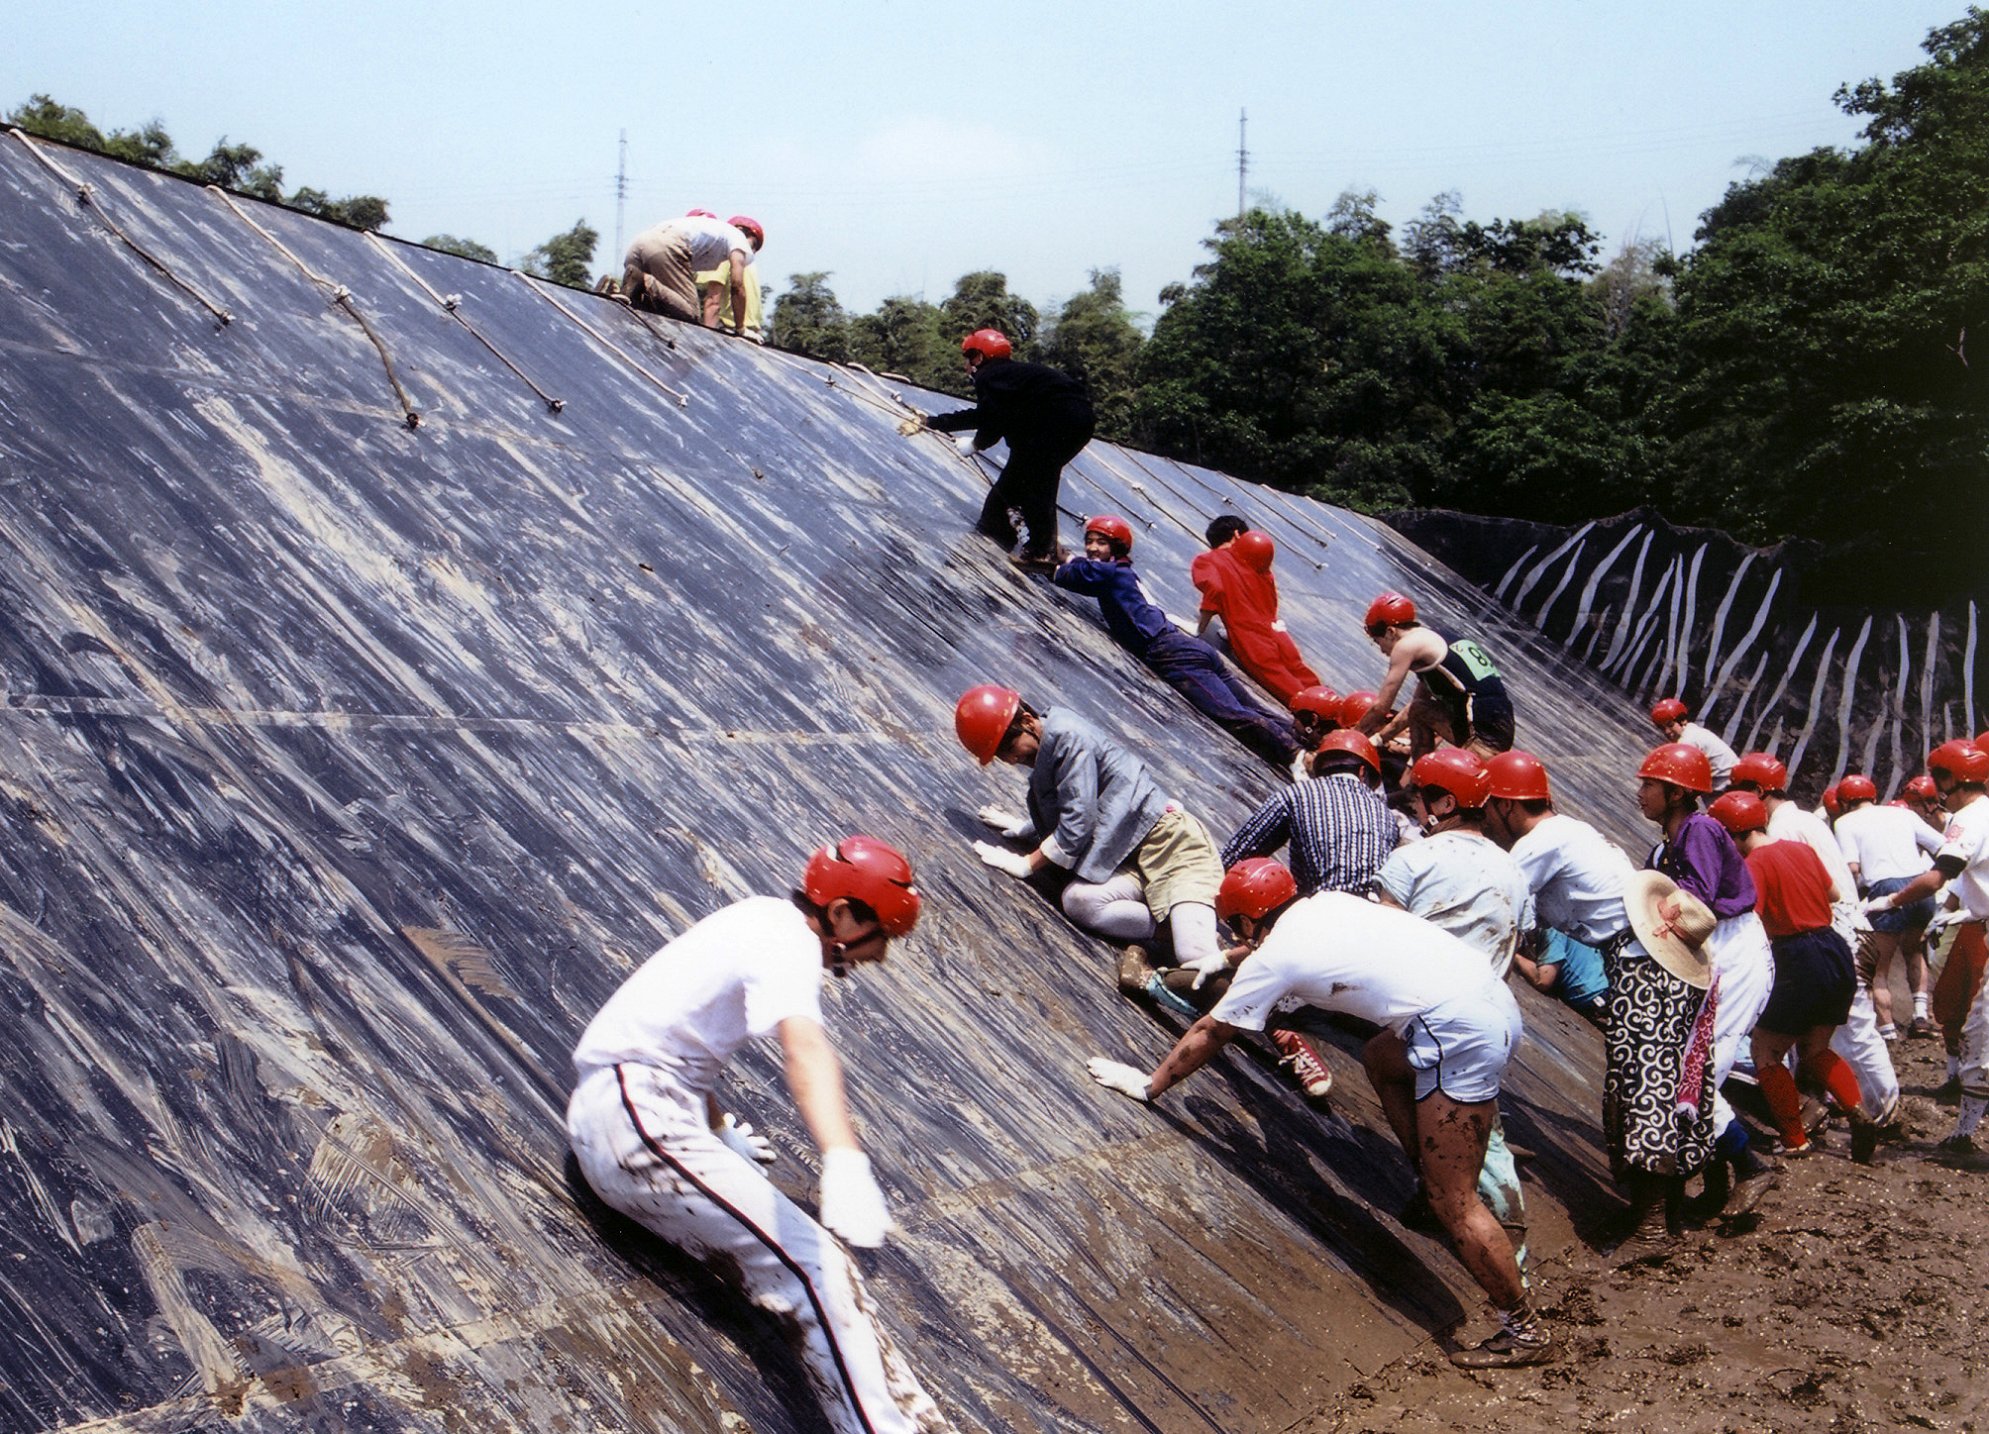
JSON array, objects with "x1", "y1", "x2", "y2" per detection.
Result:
[
  {"x1": 1867, "y1": 875, "x2": 1935, "y2": 934},
  {"x1": 1403, "y1": 981, "x2": 1522, "y2": 1104}
]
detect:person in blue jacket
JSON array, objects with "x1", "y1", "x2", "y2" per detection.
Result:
[{"x1": 1053, "y1": 516, "x2": 1300, "y2": 770}]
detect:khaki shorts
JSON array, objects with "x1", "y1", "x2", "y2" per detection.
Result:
[
  {"x1": 623, "y1": 230, "x2": 701, "y2": 322},
  {"x1": 1128, "y1": 807, "x2": 1223, "y2": 923}
]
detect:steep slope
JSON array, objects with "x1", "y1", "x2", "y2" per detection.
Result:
[{"x1": 1, "y1": 133, "x2": 1663, "y2": 1432}]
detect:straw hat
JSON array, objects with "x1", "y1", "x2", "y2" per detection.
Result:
[{"x1": 1623, "y1": 871, "x2": 1716, "y2": 989}]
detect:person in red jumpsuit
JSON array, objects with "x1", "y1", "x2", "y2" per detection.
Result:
[{"x1": 1191, "y1": 517, "x2": 1322, "y2": 706}]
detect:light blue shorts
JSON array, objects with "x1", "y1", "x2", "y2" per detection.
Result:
[{"x1": 1403, "y1": 980, "x2": 1523, "y2": 1104}]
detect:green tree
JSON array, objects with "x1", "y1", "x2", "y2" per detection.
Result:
[
  {"x1": 7, "y1": 94, "x2": 387, "y2": 229},
  {"x1": 522, "y1": 219, "x2": 599, "y2": 289},
  {"x1": 939, "y1": 271, "x2": 1040, "y2": 357},
  {"x1": 1663, "y1": 8, "x2": 1989, "y2": 602},
  {"x1": 850, "y1": 295, "x2": 958, "y2": 394},
  {"x1": 422, "y1": 234, "x2": 499, "y2": 264},
  {"x1": 769, "y1": 271, "x2": 852, "y2": 361},
  {"x1": 1040, "y1": 268, "x2": 1145, "y2": 440}
]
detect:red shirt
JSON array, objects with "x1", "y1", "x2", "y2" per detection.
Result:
[{"x1": 1745, "y1": 839, "x2": 1835, "y2": 938}]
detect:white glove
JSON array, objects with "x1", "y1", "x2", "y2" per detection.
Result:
[
  {"x1": 1087, "y1": 1057, "x2": 1153, "y2": 1102},
  {"x1": 977, "y1": 805, "x2": 1029, "y2": 839},
  {"x1": 1927, "y1": 908, "x2": 1962, "y2": 937},
  {"x1": 818, "y1": 1148, "x2": 892, "y2": 1248},
  {"x1": 972, "y1": 840, "x2": 1034, "y2": 879},
  {"x1": 1178, "y1": 952, "x2": 1231, "y2": 991},
  {"x1": 1860, "y1": 895, "x2": 1895, "y2": 915},
  {"x1": 955, "y1": 435, "x2": 977, "y2": 454},
  {"x1": 716, "y1": 1113, "x2": 776, "y2": 1164}
]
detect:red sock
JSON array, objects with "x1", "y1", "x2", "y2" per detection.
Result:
[
  {"x1": 1803, "y1": 1049, "x2": 1865, "y2": 1115},
  {"x1": 1757, "y1": 1064, "x2": 1807, "y2": 1146}
]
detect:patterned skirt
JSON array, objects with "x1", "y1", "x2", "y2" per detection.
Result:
[{"x1": 1601, "y1": 944, "x2": 1714, "y2": 1181}]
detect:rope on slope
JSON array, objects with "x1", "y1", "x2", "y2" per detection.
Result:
[
  {"x1": 206, "y1": 185, "x2": 421, "y2": 429},
  {"x1": 7, "y1": 128, "x2": 234, "y2": 328},
  {"x1": 366, "y1": 233, "x2": 566, "y2": 416}
]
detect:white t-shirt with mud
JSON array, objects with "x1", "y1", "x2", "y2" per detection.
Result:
[
  {"x1": 572, "y1": 896, "x2": 823, "y2": 1094},
  {"x1": 1211, "y1": 891, "x2": 1495, "y2": 1035},
  {"x1": 1376, "y1": 829, "x2": 1534, "y2": 976},
  {"x1": 1834, "y1": 803, "x2": 1941, "y2": 885}
]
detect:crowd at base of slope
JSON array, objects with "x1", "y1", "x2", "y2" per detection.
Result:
[{"x1": 556, "y1": 317, "x2": 1989, "y2": 1433}]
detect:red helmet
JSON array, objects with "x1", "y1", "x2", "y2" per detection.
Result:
[
  {"x1": 1216, "y1": 858, "x2": 1299, "y2": 923},
  {"x1": 1638, "y1": 742, "x2": 1714, "y2": 794},
  {"x1": 1707, "y1": 790, "x2": 1769, "y2": 836},
  {"x1": 1411, "y1": 748, "x2": 1491, "y2": 809},
  {"x1": 1364, "y1": 592, "x2": 1416, "y2": 632},
  {"x1": 1905, "y1": 774, "x2": 1940, "y2": 801},
  {"x1": 1929, "y1": 740, "x2": 1989, "y2": 784},
  {"x1": 1485, "y1": 750, "x2": 1551, "y2": 802},
  {"x1": 1337, "y1": 690, "x2": 1381, "y2": 728},
  {"x1": 1233, "y1": 530, "x2": 1275, "y2": 573},
  {"x1": 1836, "y1": 774, "x2": 1878, "y2": 804},
  {"x1": 803, "y1": 836, "x2": 921, "y2": 937},
  {"x1": 1289, "y1": 686, "x2": 1341, "y2": 722},
  {"x1": 1819, "y1": 783, "x2": 1842, "y2": 817},
  {"x1": 1729, "y1": 752, "x2": 1789, "y2": 794},
  {"x1": 1649, "y1": 698, "x2": 1689, "y2": 727},
  {"x1": 685, "y1": 208, "x2": 718, "y2": 218},
  {"x1": 1311, "y1": 728, "x2": 1380, "y2": 777},
  {"x1": 727, "y1": 215, "x2": 765, "y2": 248},
  {"x1": 1084, "y1": 514, "x2": 1134, "y2": 553},
  {"x1": 961, "y1": 328, "x2": 1012, "y2": 361},
  {"x1": 954, "y1": 684, "x2": 1021, "y2": 766}
]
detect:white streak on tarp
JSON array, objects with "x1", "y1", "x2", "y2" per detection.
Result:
[
  {"x1": 1830, "y1": 616, "x2": 1873, "y2": 782},
  {"x1": 1921, "y1": 611, "x2": 1942, "y2": 751},
  {"x1": 1881, "y1": 617, "x2": 1910, "y2": 787},
  {"x1": 1669, "y1": 544, "x2": 1707, "y2": 703},
  {"x1": 1512, "y1": 522, "x2": 1593, "y2": 611},
  {"x1": 1743, "y1": 614, "x2": 1819, "y2": 756},
  {"x1": 1967, "y1": 603, "x2": 1980, "y2": 734},
  {"x1": 1565, "y1": 527, "x2": 1640, "y2": 650},
  {"x1": 1696, "y1": 552, "x2": 1757, "y2": 724},
  {"x1": 1785, "y1": 626, "x2": 1843, "y2": 783},
  {"x1": 1494, "y1": 544, "x2": 1542, "y2": 603},
  {"x1": 1530, "y1": 538, "x2": 1587, "y2": 629},
  {"x1": 1614, "y1": 561, "x2": 1677, "y2": 690},
  {"x1": 1702, "y1": 567, "x2": 1782, "y2": 735},
  {"x1": 1600, "y1": 529, "x2": 1654, "y2": 672},
  {"x1": 1724, "y1": 650, "x2": 1772, "y2": 747}
]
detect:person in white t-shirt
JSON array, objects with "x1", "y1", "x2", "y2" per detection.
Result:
[
  {"x1": 1728, "y1": 752, "x2": 1901, "y2": 1125},
  {"x1": 1375, "y1": 748, "x2": 1534, "y2": 1257},
  {"x1": 1649, "y1": 698, "x2": 1738, "y2": 790},
  {"x1": 1834, "y1": 774, "x2": 1944, "y2": 1037},
  {"x1": 566, "y1": 837, "x2": 948, "y2": 1434},
  {"x1": 1085, "y1": 860, "x2": 1548, "y2": 1370},
  {"x1": 621, "y1": 211, "x2": 764, "y2": 331},
  {"x1": 1868, "y1": 741, "x2": 1989, "y2": 1149}
]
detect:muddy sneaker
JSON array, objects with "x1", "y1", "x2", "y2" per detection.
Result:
[
  {"x1": 1937, "y1": 1131, "x2": 1976, "y2": 1156},
  {"x1": 1116, "y1": 945, "x2": 1158, "y2": 995},
  {"x1": 1008, "y1": 550, "x2": 1061, "y2": 572},
  {"x1": 1271, "y1": 1029, "x2": 1334, "y2": 1100},
  {"x1": 1721, "y1": 1159, "x2": 1780, "y2": 1219},
  {"x1": 1849, "y1": 1111, "x2": 1881, "y2": 1165},
  {"x1": 1449, "y1": 1326, "x2": 1553, "y2": 1370},
  {"x1": 1910, "y1": 1016, "x2": 1937, "y2": 1039}
]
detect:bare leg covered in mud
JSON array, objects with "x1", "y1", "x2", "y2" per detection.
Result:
[{"x1": 1364, "y1": 1030, "x2": 1526, "y2": 1311}]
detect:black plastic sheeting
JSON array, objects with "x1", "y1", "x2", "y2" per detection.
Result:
[{"x1": 0, "y1": 135, "x2": 1665, "y2": 1432}]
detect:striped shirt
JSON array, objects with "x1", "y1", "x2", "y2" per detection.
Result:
[{"x1": 1221, "y1": 773, "x2": 1398, "y2": 896}]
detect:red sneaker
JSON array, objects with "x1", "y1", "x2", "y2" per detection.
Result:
[{"x1": 1272, "y1": 1030, "x2": 1334, "y2": 1100}]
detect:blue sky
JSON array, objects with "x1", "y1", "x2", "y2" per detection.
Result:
[{"x1": 6, "y1": 2, "x2": 1966, "y2": 323}]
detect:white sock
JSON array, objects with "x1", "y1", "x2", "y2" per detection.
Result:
[{"x1": 1915, "y1": 993, "x2": 1931, "y2": 1019}]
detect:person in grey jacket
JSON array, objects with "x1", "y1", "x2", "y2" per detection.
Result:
[{"x1": 954, "y1": 685, "x2": 1227, "y2": 984}]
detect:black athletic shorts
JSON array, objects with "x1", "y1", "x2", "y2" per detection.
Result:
[{"x1": 1758, "y1": 927, "x2": 1856, "y2": 1035}]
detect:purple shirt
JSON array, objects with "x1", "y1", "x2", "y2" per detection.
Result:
[{"x1": 1650, "y1": 812, "x2": 1757, "y2": 919}]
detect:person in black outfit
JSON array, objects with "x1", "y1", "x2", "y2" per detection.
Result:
[{"x1": 922, "y1": 329, "x2": 1096, "y2": 569}]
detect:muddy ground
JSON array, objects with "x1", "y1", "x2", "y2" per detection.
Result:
[{"x1": 1303, "y1": 1015, "x2": 1989, "y2": 1434}]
